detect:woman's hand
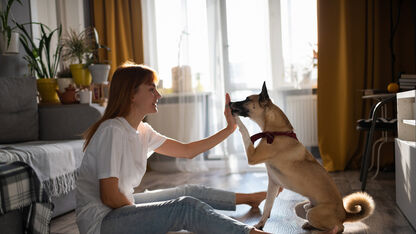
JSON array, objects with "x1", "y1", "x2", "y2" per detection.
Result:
[{"x1": 224, "y1": 93, "x2": 237, "y2": 133}]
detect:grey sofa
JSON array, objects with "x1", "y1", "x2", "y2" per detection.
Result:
[{"x1": 0, "y1": 76, "x2": 104, "y2": 232}]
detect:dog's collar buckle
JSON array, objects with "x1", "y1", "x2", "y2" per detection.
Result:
[{"x1": 250, "y1": 131, "x2": 298, "y2": 144}]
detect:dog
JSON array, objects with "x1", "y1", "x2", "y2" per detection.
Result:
[{"x1": 229, "y1": 82, "x2": 375, "y2": 233}]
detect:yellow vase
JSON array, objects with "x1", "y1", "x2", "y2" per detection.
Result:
[
  {"x1": 70, "y1": 64, "x2": 92, "y2": 87},
  {"x1": 37, "y1": 78, "x2": 60, "y2": 104}
]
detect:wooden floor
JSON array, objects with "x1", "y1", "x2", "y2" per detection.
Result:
[{"x1": 51, "y1": 168, "x2": 415, "y2": 234}]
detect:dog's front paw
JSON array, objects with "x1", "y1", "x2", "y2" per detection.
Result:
[
  {"x1": 234, "y1": 116, "x2": 244, "y2": 127},
  {"x1": 235, "y1": 116, "x2": 249, "y2": 133}
]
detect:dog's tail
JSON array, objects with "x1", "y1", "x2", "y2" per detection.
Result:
[{"x1": 343, "y1": 191, "x2": 375, "y2": 222}]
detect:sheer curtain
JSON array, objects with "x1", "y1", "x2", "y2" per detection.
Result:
[
  {"x1": 143, "y1": 0, "x2": 215, "y2": 172},
  {"x1": 142, "y1": 0, "x2": 317, "y2": 172}
]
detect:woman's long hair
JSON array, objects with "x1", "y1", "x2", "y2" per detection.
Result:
[{"x1": 83, "y1": 62, "x2": 158, "y2": 151}]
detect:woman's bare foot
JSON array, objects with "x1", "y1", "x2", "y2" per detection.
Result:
[
  {"x1": 236, "y1": 192, "x2": 267, "y2": 208},
  {"x1": 250, "y1": 227, "x2": 271, "y2": 234}
]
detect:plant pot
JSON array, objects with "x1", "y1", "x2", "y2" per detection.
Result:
[
  {"x1": 70, "y1": 64, "x2": 92, "y2": 87},
  {"x1": 89, "y1": 64, "x2": 110, "y2": 84},
  {"x1": 0, "y1": 32, "x2": 19, "y2": 54},
  {"x1": 37, "y1": 78, "x2": 60, "y2": 104}
]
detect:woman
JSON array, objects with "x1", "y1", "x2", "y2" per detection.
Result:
[{"x1": 76, "y1": 62, "x2": 269, "y2": 234}]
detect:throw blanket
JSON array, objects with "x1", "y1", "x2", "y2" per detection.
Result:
[
  {"x1": 0, "y1": 161, "x2": 53, "y2": 234},
  {"x1": 0, "y1": 140, "x2": 84, "y2": 197}
]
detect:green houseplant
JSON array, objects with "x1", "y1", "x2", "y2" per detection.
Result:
[
  {"x1": 16, "y1": 22, "x2": 63, "y2": 103},
  {"x1": 0, "y1": 0, "x2": 22, "y2": 54},
  {"x1": 87, "y1": 27, "x2": 111, "y2": 84},
  {"x1": 61, "y1": 28, "x2": 94, "y2": 87}
]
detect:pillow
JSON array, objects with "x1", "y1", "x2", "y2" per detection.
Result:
[{"x1": 0, "y1": 76, "x2": 39, "y2": 143}]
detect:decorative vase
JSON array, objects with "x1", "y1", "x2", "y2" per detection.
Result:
[
  {"x1": 0, "y1": 32, "x2": 20, "y2": 54},
  {"x1": 37, "y1": 78, "x2": 60, "y2": 104},
  {"x1": 171, "y1": 65, "x2": 192, "y2": 93},
  {"x1": 88, "y1": 64, "x2": 110, "y2": 84},
  {"x1": 70, "y1": 64, "x2": 92, "y2": 87}
]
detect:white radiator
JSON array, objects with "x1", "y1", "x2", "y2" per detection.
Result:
[
  {"x1": 146, "y1": 93, "x2": 209, "y2": 142},
  {"x1": 285, "y1": 94, "x2": 318, "y2": 147}
]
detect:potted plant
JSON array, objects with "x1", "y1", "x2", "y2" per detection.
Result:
[
  {"x1": 15, "y1": 22, "x2": 63, "y2": 103},
  {"x1": 61, "y1": 28, "x2": 94, "y2": 87},
  {"x1": 87, "y1": 27, "x2": 111, "y2": 84},
  {"x1": 0, "y1": 0, "x2": 22, "y2": 54}
]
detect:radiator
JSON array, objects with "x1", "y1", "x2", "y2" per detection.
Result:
[
  {"x1": 146, "y1": 93, "x2": 209, "y2": 142},
  {"x1": 285, "y1": 94, "x2": 318, "y2": 147}
]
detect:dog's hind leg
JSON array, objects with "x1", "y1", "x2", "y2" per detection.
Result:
[
  {"x1": 310, "y1": 226, "x2": 339, "y2": 234},
  {"x1": 295, "y1": 200, "x2": 310, "y2": 220},
  {"x1": 306, "y1": 205, "x2": 344, "y2": 233},
  {"x1": 254, "y1": 177, "x2": 283, "y2": 230}
]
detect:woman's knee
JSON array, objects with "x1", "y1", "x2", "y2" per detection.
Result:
[
  {"x1": 177, "y1": 196, "x2": 210, "y2": 210},
  {"x1": 178, "y1": 184, "x2": 207, "y2": 194}
]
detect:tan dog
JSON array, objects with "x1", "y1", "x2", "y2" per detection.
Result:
[{"x1": 229, "y1": 82, "x2": 375, "y2": 233}]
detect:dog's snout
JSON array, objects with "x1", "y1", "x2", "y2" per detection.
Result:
[
  {"x1": 229, "y1": 102, "x2": 238, "y2": 115},
  {"x1": 228, "y1": 100, "x2": 249, "y2": 117}
]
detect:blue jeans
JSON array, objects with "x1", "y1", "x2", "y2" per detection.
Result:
[{"x1": 100, "y1": 184, "x2": 252, "y2": 234}]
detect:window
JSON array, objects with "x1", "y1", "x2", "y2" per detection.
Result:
[
  {"x1": 280, "y1": 0, "x2": 318, "y2": 88},
  {"x1": 142, "y1": 0, "x2": 318, "y2": 159},
  {"x1": 143, "y1": 0, "x2": 317, "y2": 92},
  {"x1": 224, "y1": 0, "x2": 272, "y2": 91},
  {"x1": 149, "y1": 0, "x2": 211, "y2": 91}
]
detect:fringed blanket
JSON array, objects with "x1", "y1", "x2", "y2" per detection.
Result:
[
  {"x1": 0, "y1": 140, "x2": 84, "y2": 197},
  {"x1": 0, "y1": 161, "x2": 53, "y2": 234}
]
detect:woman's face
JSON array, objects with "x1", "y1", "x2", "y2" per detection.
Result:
[{"x1": 131, "y1": 81, "x2": 162, "y2": 115}]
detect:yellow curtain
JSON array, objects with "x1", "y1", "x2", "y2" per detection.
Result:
[
  {"x1": 92, "y1": 0, "x2": 144, "y2": 80},
  {"x1": 317, "y1": 0, "x2": 416, "y2": 171}
]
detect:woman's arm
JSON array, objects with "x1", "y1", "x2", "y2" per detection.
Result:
[
  {"x1": 100, "y1": 177, "x2": 133, "y2": 209},
  {"x1": 154, "y1": 93, "x2": 236, "y2": 159},
  {"x1": 155, "y1": 128, "x2": 232, "y2": 158}
]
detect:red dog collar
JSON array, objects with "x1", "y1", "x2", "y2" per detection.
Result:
[{"x1": 250, "y1": 131, "x2": 298, "y2": 144}]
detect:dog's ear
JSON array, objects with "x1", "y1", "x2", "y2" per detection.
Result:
[{"x1": 259, "y1": 81, "x2": 270, "y2": 103}]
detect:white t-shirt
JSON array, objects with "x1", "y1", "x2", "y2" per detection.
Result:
[{"x1": 76, "y1": 117, "x2": 166, "y2": 234}]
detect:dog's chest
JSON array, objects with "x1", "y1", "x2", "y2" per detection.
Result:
[{"x1": 265, "y1": 163, "x2": 285, "y2": 185}]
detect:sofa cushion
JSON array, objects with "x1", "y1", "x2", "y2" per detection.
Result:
[
  {"x1": 39, "y1": 104, "x2": 104, "y2": 140},
  {"x1": 0, "y1": 76, "x2": 38, "y2": 143}
]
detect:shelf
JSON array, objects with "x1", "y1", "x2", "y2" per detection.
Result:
[
  {"x1": 396, "y1": 138, "x2": 416, "y2": 148},
  {"x1": 397, "y1": 89, "x2": 416, "y2": 99},
  {"x1": 395, "y1": 91, "x2": 416, "y2": 230},
  {"x1": 397, "y1": 90, "x2": 416, "y2": 142},
  {"x1": 395, "y1": 138, "x2": 416, "y2": 230},
  {"x1": 403, "y1": 119, "x2": 416, "y2": 126}
]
